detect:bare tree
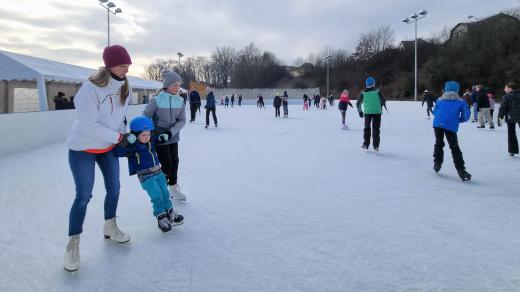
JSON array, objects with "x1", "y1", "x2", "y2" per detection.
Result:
[
  {"x1": 143, "y1": 58, "x2": 177, "y2": 81},
  {"x1": 353, "y1": 25, "x2": 395, "y2": 61},
  {"x1": 293, "y1": 56, "x2": 304, "y2": 67},
  {"x1": 211, "y1": 46, "x2": 236, "y2": 87},
  {"x1": 428, "y1": 26, "x2": 450, "y2": 45}
]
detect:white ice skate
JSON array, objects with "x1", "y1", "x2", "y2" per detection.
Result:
[
  {"x1": 169, "y1": 184, "x2": 187, "y2": 201},
  {"x1": 64, "y1": 235, "x2": 80, "y2": 272},
  {"x1": 103, "y1": 218, "x2": 130, "y2": 243}
]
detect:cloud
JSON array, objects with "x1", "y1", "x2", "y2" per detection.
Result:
[{"x1": 1, "y1": 0, "x2": 518, "y2": 77}]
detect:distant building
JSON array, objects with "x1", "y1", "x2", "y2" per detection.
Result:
[
  {"x1": 449, "y1": 13, "x2": 520, "y2": 41},
  {"x1": 399, "y1": 38, "x2": 429, "y2": 50},
  {"x1": 284, "y1": 66, "x2": 304, "y2": 78}
]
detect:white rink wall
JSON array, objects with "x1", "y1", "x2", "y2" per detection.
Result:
[{"x1": 0, "y1": 105, "x2": 146, "y2": 156}]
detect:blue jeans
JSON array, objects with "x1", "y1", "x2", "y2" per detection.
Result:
[
  {"x1": 473, "y1": 103, "x2": 478, "y2": 120},
  {"x1": 68, "y1": 149, "x2": 120, "y2": 236},
  {"x1": 141, "y1": 173, "x2": 172, "y2": 216}
]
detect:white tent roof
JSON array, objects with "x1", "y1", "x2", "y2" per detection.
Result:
[{"x1": 0, "y1": 50, "x2": 162, "y2": 90}]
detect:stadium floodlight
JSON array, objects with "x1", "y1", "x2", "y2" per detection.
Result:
[{"x1": 402, "y1": 9, "x2": 428, "y2": 101}]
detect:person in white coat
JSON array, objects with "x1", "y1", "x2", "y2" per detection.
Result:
[{"x1": 64, "y1": 45, "x2": 133, "y2": 272}]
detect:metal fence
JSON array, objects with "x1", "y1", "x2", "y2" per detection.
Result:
[{"x1": 207, "y1": 88, "x2": 320, "y2": 100}]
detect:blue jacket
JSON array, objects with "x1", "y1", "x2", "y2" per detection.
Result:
[
  {"x1": 433, "y1": 92, "x2": 471, "y2": 133},
  {"x1": 205, "y1": 92, "x2": 216, "y2": 109},
  {"x1": 113, "y1": 138, "x2": 161, "y2": 176}
]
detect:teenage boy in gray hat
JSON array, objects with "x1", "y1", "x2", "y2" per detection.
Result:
[{"x1": 143, "y1": 70, "x2": 187, "y2": 201}]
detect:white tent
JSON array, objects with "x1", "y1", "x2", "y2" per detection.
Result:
[{"x1": 0, "y1": 50, "x2": 162, "y2": 111}]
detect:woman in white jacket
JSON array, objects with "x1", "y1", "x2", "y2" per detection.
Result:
[{"x1": 64, "y1": 45, "x2": 133, "y2": 272}]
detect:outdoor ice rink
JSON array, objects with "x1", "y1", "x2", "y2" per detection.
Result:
[{"x1": 1, "y1": 102, "x2": 519, "y2": 291}]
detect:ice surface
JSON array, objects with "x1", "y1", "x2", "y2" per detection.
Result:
[{"x1": 1, "y1": 102, "x2": 519, "y2": 291}]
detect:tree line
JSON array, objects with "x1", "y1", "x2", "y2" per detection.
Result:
[{"x1": 143, "y1": 9, "x2": 520, "y2": 100}]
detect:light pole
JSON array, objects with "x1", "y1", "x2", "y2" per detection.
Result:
[
  {"x1": 403, "y1": 9, "x2": 427, "y2": 102},
  {"x1": 98, "y1": 0, "x2": 122, "y2": 46},
  {"x1": 322, "y1": 55, "x2": 332, "y2": 99},
  {"x1": 177, "y1": 52, "x2": 184, "y2": 73}
]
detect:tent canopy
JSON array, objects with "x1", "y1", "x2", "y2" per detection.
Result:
[{"x1": 0, "y1": 50, "x2": 162, "y2": 90}]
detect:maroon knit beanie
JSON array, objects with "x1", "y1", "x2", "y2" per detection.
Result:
[{"x1": 103, "y1": 45, "x2": 132, "y2": 68}]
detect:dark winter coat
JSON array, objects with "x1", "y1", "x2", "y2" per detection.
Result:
[
  {"x1": 189, "y1": 91, "x2": 201, "y2": 105},
  {"x1": 114, "y1": 137, "x2": 163, "y2": 176},
  {"x1": 476, "y1": 90, "x2": 490, "y2": 109},
  {"x1": 205, "y1": 92, "x2": 216, "y2": 109},
  {"x1": 273, "y1": 96, "x2": 282, "y2": 107},
  {"x1": 498, "y1": 90, "x2": 520, "y2": 123},
  {"x1": 422, "y1": 93, "x2": 435, "y2": 108},
  {"x1": 338, "y1": 101, "x2": 353, "y2": 111}
]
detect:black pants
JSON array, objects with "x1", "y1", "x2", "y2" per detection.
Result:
[
  {"x1": 340, "y1": 110, "x2": 347, "y2": 124},
  {"x1": 156, "y1": 143, "x2": 179, "y2": 186},
  {"x1": 190, "y1": 104, "x2": 197, "y2": 121},
  {"x1": 426, "y1": 106, "x2": 433, "y2": 117},
  {"x1": 206, "y1": 108, "x2": 218, "y2": 126},
  {"x1": 433, "y1": 127, "x2": 465, "y2": 170},
  {"x1": 507, "y1": 122, "x2": 520, "y2": 154},
  {"x1": 363, "y1": 114, "x2": 381, "y2": 148},
  {"x1": 275, "y1": 106, "x2": 281, "y2": 117}
]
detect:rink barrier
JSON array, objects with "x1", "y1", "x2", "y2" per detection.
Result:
[{"x1": 0, "y1": 105, "x2": 146, "y2": 156}]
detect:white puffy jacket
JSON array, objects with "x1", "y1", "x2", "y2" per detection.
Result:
[{"x1": 66, "y1": 78, "x2": 129, "y2": 151}]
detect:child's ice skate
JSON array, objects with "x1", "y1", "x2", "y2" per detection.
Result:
[
  {"x1": 166, "y1": 208, "x2": 184, "y2": 227},
  {"x1": 157, "y1": 212, "x2": 172, "y2": 232}
]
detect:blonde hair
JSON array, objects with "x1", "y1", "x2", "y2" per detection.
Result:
[
  {"x1": 88, "y1": 67, "x2": 129, "y2": 105},
  {"x1": 342, "y1": 89, "x2": 349, "y2": 95}
]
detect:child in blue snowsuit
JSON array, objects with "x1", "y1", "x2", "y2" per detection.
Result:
[{"x1": 114, "y1": 116, "x2": 184, "y2": 232}]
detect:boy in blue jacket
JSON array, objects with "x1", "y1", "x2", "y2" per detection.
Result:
[
  {"x1": 114, "y1": 116, "x2": 184, "y2": 232},
  {"x1": 432, "y1": 81, "x2": 472, "y2": 181}
]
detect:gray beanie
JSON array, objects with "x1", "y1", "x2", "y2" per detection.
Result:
[{"x1": 161, "y1": 70, "x2": 182, "y2": 88}]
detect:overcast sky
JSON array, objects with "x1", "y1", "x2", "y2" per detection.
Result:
[{"x1": 1, "y1": 0, "x2": 518, "y2": 77}]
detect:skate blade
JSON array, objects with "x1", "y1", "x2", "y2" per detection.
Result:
[
  {"x1": 171, "y1": 221, "x2": 184, "y2": 227},
  {"x1": 64, "y1": 267, "x2": 79, "y2": 273}
]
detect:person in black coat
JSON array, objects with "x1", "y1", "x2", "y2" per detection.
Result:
[
  {"x1": 258, "y1": 94, "x2": 265, "y2": 108},
  {"x1": 273, "y1": 94, "x2": 282, "y2": 117},
  {"x1": 189, "y1": 86, "x2": 201, "y2": 122},
  {"x1": 421, "y1": 89, "x2": 435, "y2": 119},
  {"x1": 204, "y1": 91, "x2": 218, "y2": 128},
  {"x1": 54, "y1": 92, "x2": 67, "y2": 110},
  {"x1": 498, "y1": 82, "x2": 520, "y2": 156}
]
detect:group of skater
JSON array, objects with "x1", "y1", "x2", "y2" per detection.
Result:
[
  {"x1": 64, "y1": 45, "x2": 190, "y2": 272},
  {"x1": 188, "y1": 86, "x2": 218, "y2": 128},
  {"x1": 62, "y1": 44, "x2": 520, "y2": 273},
  {"x1": 219, "y1": 93, "x2": 243, "y2": 107}
]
